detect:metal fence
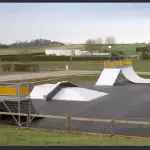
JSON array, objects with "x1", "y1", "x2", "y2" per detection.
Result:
[{"x1": 0, "y1": 111, "x2": 150, "y2": 137}]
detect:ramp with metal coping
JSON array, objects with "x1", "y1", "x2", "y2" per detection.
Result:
[
  {"x1": 96, "y1": 59, "x2": 150, "y2": 86},
  {"x1": 122, "y1": 66, "x2": 150, "y2": 84},
  {"x1": 45, "y1": 81, "x2": 77, "y2": 100},
  {"x1": 95, "y1": 60, "x2": 125, "y2": 86},
  {"x1": 95, "y1": 68, "x2": 121, "y2": 86},
  {"x1": 121, "y1": 60, "x2": 150, "y2": 84},
  {"x1": 30, "y1": 81, "x2": 108, "y2": 101},
  {"x1": 30, "y1": 81, "x2": 78, "y2": 100}
]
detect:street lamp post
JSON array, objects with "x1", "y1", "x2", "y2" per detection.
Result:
[{"x1": 108, "y1": 45, "x2": 111, "y2": 60}]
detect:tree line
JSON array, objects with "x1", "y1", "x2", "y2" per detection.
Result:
[
  {"x1": 0, "y1": 39, "x2": 64, "y2": 49},
  {"x1": 84, "y1": 36, "x2": 116, "y2": 54}
]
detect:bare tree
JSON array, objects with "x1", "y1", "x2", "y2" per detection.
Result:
[
  {"x1": 84, "y1": 37, "x2": 103, "y2": 55},
  {"x1": 104, "y1": 36, "x2": 116, "y2": 59},
  {"x1": 19, "y1": 42, "x2": 29, "y2": 62},
  {"x1": 105, "y1": 36, "x2": 116, "y2": 44},
  {"x1": 84, "y1": 38, "x2": 96, "y2": 55},
  {"x1": 95, "y1": 37, "x2": 103, "y2": 54},
  {"x1": 85, "y1": 38, "x2": 96, "y2": 45},
  {"x1": 96, "y1": 37, "x2": 103, "y2": 44}
]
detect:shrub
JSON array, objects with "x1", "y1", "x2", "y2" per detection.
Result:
[
  {"x1": 1, "y1": 64, "x2": 12, "y2": 72},
  {"x1": 136, "y1": 47, "x2": 149, "y2": 53},
  {"x1": 13, "y1": 64, "x2": 40, "y2": 72},
  {"x1": 141, "y1": 53, "x2": 150, "y2": 60},
  {"x1": 31, "y1": 55, "x2": 71, "y2": 61}
]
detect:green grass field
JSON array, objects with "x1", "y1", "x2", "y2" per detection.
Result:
[
  {"x1": 0, "y1": 126, "x2": 150, "y2": 146},
  {"x1": 0, "y1": 43, "x2": 146, "y2": 55},
  {"x1": 0, "y1": 59, "x2": 149, "y2": 72},
  {"x1": 38, "y1": 59, "x2": 150, "y2": 72}
]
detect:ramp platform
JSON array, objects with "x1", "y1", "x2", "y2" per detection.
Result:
[
  {"x1": 96, "y1": 60, "x2": 150, "y2": 86},
  {"x1": 30, "y1": 81, "x2": 108, "y2": 101}
]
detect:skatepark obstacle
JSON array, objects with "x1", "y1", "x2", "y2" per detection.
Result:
[
  {"x1": 0, "y1": 82, "x2": 36, "y2": 126},
  {"x1": 96, "y1": 59, "x2": 150, "y2": 86},
  {"x1": 30, "y1": 81, "x2": 108, "y2": 101}
]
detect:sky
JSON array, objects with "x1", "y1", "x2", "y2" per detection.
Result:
[{"x1": 0, "y1": 3, "x2": 150, "y2": 44}]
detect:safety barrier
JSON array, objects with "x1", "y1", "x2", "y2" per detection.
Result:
[
  {"x1": 122, "y1": 60, "x2": 132, "y2": 66},
  {"x1": 0, "y1": 82, "x2": 30, "y2": 96},
  {"x1": 104, "y1": 61, "x2": 121, "y2": 68},
  {"x1": 104, "y1": 60, "x2": 132, "y2": 68}
]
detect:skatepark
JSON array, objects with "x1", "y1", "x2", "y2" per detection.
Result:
[{"x1": 1, "y1": 59, "x2": 150, "y2": 137}]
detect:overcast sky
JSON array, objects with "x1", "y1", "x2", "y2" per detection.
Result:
[{"x1": 0, "y1": 3, "x2": 150, "y2": 44}]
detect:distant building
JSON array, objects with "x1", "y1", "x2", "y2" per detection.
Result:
[
  {"x1": 45, "y1": 49, "x2": 109, "y2": 56},
  {"x1": 45, "y1": 49, "x2": 84, "y2": 56},
  {"x1": 64, "y1": 43, "x2": 73, "y2": 46}
]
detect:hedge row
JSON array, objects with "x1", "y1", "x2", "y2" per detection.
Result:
[
  {"x1": 0, "y1": 55, "x2": 71, "y2": 61},
  {"x1": 136, "y1": 47, "x2": 149, "y2": 53},
  {"x1": 1, "y1": 64, "x2": 40, "y2": 72},
  {"x1": 0, "y1": 54, "x2": 123, "y2": 61},
  {"x1": 72, "y1": 56, "x2": 124, "y2": 61},
  {"x1": 0, "y1": 52, "x2": 45, "y2": 61}
]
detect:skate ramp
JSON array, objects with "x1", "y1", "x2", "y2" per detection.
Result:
[
  {"x1": 30, "y1": 81, "x2": 108, "y2": 102},
  {"x1": 122, "y1": 66, "x2": 150, "y2": 84},
  {"x1": 52, "y1": 87, "x2": 108, "y2": 101},
  {"x1": 96, "y1": 60, "x2": 150, "y2": 86},
  {"x1": 95, "y1": 68, "x2": 121, "y2": 86},
  {"x1": 30, "y1": 84, "x2": 56, "y2": 100}
]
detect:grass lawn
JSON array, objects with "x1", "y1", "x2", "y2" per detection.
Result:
[
  {"x1": 0, "y1": 126, "x2": 150, "y2": 146},
  {"x1": 37, "y1": 59, "x2": 150, "y2": 72},
  {"x1": 0, "y1": 59, "x2": 150, "y2": 72}
]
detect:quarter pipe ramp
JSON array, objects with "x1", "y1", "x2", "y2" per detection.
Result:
[
  {"x1": 95, "y1": 60, "x2": 150, "y2": 86},
  {"x1": 95, "y1": 68, "x2": 121, "y2": 86},
  {"x1": 122, "y1": 66, "x2": 150, "y2": 84}
]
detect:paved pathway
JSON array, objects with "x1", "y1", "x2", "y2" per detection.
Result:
[{"x1": 0, "y1": 70, "x2": 150, "y2": 82}]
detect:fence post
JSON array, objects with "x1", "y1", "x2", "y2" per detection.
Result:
[
  {"x1": 111, "y1": 120, "x2": 115, "y2": 136},
  {"x1": 26, "y1": 114, "x2": 29, "y2": 130},
  {"x1": 67, "y1": 116, "x2": 71, "y2": 133}
]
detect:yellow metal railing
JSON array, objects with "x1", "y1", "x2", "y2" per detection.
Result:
[
  {"x1": 122, "y1": 60, "x2": 132, "y2": 66},
  {"x1": 0, "y1": 83, "x2": 29, "y2": 96},
  {"x1": 104, "y1": 60, "x2": 132, "y2": 68}
]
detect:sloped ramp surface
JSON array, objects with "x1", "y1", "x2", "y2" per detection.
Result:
[
  {"x1": 30, "y1": 84, "x2": 56, "y2": 100},
  {"x1": 46, "y1": 81, "x2": 77, "y2": 100},
  {"x1": 122, "y1": 66, "x2": 150, "y2": 84},
  {"x1": 52, "y1": 87, "x2": 108, "y2": 101},
  {"x1": 95, "y1": 68, "x2": 121, "y2": 86},
  {"x1": 30, "y1": 81, "x2": 108, "y2": 102},
  {"x1": 30, "y1": 81, "x2": 77, "y2": 100}
]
